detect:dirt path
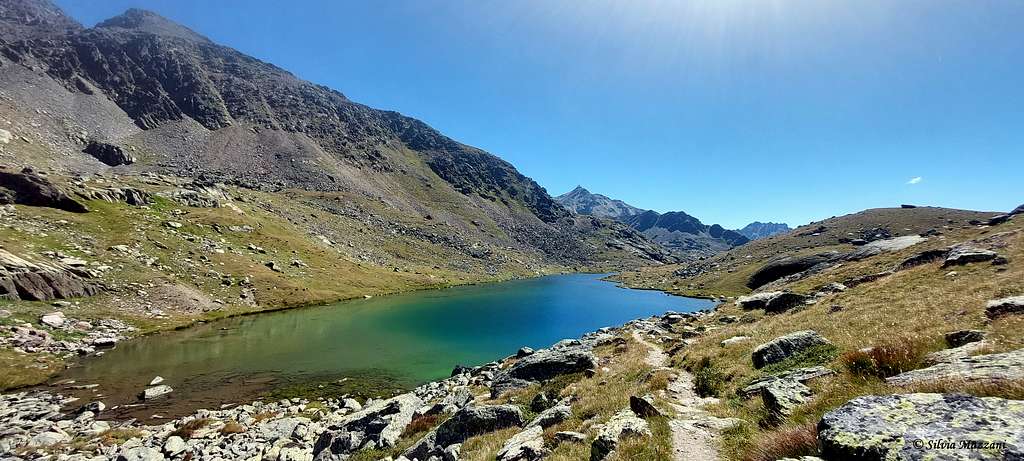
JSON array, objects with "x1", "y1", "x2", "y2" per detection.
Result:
[{"x1": 632, "y1": 331, "x2": 738, "y2": 461}]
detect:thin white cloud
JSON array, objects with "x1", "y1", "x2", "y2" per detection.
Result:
[{"x1": 907, "y1": 176, "x2": 922, "y2": 185}]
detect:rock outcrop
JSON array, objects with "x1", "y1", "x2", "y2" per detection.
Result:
[
  {"x1": 736, "y1": 291, "x2": 809, "y2": 313},
  {"x1": 752, "y1": 331, "x2": 832, "y2": 369},
  {"x1": 761, "y1": 379, "x2": 811, "y2": 423},
  {"x1": 942, "y1": 246, "x2": 998, "y2": 267},
  {"x1": 747, "y1": 253, "x2": 840, "y2": 289},
  {"x1": 496, "y1": 426, "x2": 547, "y2": 461},
  {"x1": 0, "y1": 249, "x2": 101, "y2": 301},
  {"x1": 818, "y1": 393, "x2": 1024, "y2": 460},
  {"x1": 83, "y1": 141, "x2": 136, "y2": 166},
  {"x1": 986, "y1": 296, "x2": 1024, "y2": 319},
  {"x1": 0, "y1": 167, "x2": 88, "y2": 213},
  {"x1": 886, "y1": 348, "x2": 1024, "y2": 386}
]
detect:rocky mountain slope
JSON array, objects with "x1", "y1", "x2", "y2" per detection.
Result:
[
  {"x1": 556, "y1": 186, "x2": 645, "y2": 221},
  {"x1": 0, "y1": 0, "x2": 672, "y2": 272},
  {"x1": 736, "y1": 221, "x2": 791, "y2": 240},
  {"x1": 555, "y1": 186, "x2": 750, "y2": 260}
]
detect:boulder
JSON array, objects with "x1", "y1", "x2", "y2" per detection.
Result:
[
  {"x1": 163, "y1": 436, "x2": 186, "y2": 456},
  {"x1": 846, "y1": 236, "x2": 927, "y2": 261},
  {"x1": 40, "y1": 312, "x2": 65, "y2": 328},
  {"x1": 924, "y1": 340, "x2": 990, "y2": 365},
  {"x1": 818, "y1": 393, "x2": 1024, "y2": 460},
  {"x1": 0, "y1": 167, "x2": 88, "y2": 213},
  {"x1": 986, "y1": 295, "x2": 1024, "y2": 319},
  {"x1": 0, "y1": 249, "x2": 101, "y2": 301},
  {"x1": 590, "y1": 409, "x2": 651, "y2": 461},
  {"x1": 752, "y1": 331, "x2": 832, "y2": 369},
  {"x1": 945, "y1": 330, "x2": 985, "y2": 347},
  {"x1": 761, "y1": 379, "x2": 811, "y2": 422},
  {"x1": 140, "y1": 385, "x2": 173, "y2": 400},
  {"x1": 721, "y1": 336, "x2": 751, "y2": 347},
  {"x1": 897, "y1": 248, "x2": 951, "y2": 270},
  {"x1": 404, "y1": 404, "x2": 524, "y2": 460},
  {"x1": 747, "y1": 253, "x2": 840, "y2": 288},
  {"x1": 739, "y1": 366, "x2": 835, "y2": 397},
  {"x1": 83, "y1": 141, "x2": 136, "y2": 166},
  {"x1": 496, "y1": 426, "x2": 547, "y2": 461},
  {"x1": 313, "y1": 392, "x2": 422, "y2": 458},
  {"x1": 887, "y1": 348, "x2": 1024, "y2": 386},
  {"x1": 628, "y1": 394, "x2": 662, "y2": 418},
  {"x1": 527, "y1": 404, "x2": 572, "y2": 428},
  {"x1": 736, "y1": 291, "x2": 809, "y2": 313},
  {"x1": 504, "y1": 347, "x2": 598, "y2": 382},
  {"x1": 555, "y1": 431, "x2": 587, "y2": 444},
  {"x1": 942, "y1": 246, "x2": 998, "y2": 267},
  {"x1": 116, "y1": 446, "x2": 165, "y2": 461},
  {"x1": 1011, "y1": 204, "x2": 1024, "y2": 216}
]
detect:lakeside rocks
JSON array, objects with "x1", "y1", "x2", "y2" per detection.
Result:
[
  {"x1": 496, "y1": 426, "x2": 547, "y2": 461},
  {"x1": 590, "y1": 409, "x2": 651, "y2": 461},
  {"x1": 403, "y1": 404, "x2": 524, "y2": 460},
  {"x1": 1, "y1": 317, "x2": 132, "y2": 357},
  {"x1": 739, "y1": 366, "x2": 835, "y2": 398},
  {"x1": 313, "y1": 392, "x2": 422, "y2": 458},
  {"x1": 752, "y1": 331, "x2": 833, "y2": 369},
  {"x1": 942, "y1": 246, "x2": 998, "y2": 267},
  {"x1": 490, "y1": 340, "x2": 599, "y2": 398},
  {"x1": 818, "y1": 393, "x2": 1024, "y2": 460}
]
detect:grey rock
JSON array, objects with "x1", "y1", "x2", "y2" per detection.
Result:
[
  {"x1": 163, "y1": 436, "x2": 185, "y2": 456},
  {"x1": 739, "y1": 366, "x2": 834, "y2": 397},
  {"x1": 504, "y1": 347, "x2": 598, "y2": 382},
  {"x1": 986, "y1": 295, "x2": 1024, "y2": 319},
  {"x1": 590, "y1": 409, "x2": 651, "y2": 461},
  {"x1": 628, "y1": 394, "x2": 662, "y2": 418},
  {"x1": 736, "y1": 291, "x2": 810, "y2": 314},
  {"x1": 818, "y1": 393, "x2": 1024, "y2": 460},
  {"x1": 496, "y1": 426, "x2": 547, "y2": 461},
  {"x1": 490, "y1": 375, "x2": 534, "y2": 398},
  {"x1": 0, "y1": 167, "x2": 89, "y2": 213},
  {"x1": 555, "y1": 431, "x2": 587, "y2": 444},
  {"x1": 752, "y1": 331, "x2": 832, "y2": 369},
  {"x1": 516, "y1": 347, "x2": 535, "y2": 358},
  {"x1": 405, "y1": 404, "x2": 525, "y2": 460},
  {"x1": 140, "y1": 385, "x2": 173, "y2": 400},
  {"x1": 0, "y1": 249, "x2": 100, "y2": 301},
  {"x1": 846, "y1": 235, "x2": 927, "y2": 261},
  {"x1": 942, "y1": 246, "x2": 998, "y2": 267},
  {"x1": 945, "y1": 330, "x2": 985, "y2": 348},
  {"x1": 761, "y1": 379, "x2": 811, "y2": 422},
  {"x1": 314, "y1": 392, "x2": 422, "y2": 458},
  {"x1": 887, "y1": 348, "x2": 1024, "y2": 386},
  {"x1": 83, "y1": 141, "x2": 135, "y2": 166},
  {"x1": 924, "y1": 340, "x2": 990, "y2": 365},
  {"x1": 527, "y1": 404, "x2": 571, "y2": 429},
  {"x1": 721, "y1": 335, "x2": 751, "y2": 347},
  {"x1": 116, "y1": 446, "x2": 165, "y2": 461},
  {"x1": 29, "y1": 431, "x2": 69, "y2": 447}
]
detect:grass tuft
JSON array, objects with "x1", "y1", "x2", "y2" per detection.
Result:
[{"x1": 841, "y1": 338, "x2": 931, "y2": 379}]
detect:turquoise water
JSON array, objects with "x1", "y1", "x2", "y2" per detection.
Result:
[{"x1": 55, "y1": 274, "x2": 712, "y2": 417}]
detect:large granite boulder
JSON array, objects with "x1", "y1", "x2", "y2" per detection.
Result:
[
  {"x1": 736, "y1": 291, "x2": 809, "y2": 313},
  {"x1": 752, "y1": 331, "x2": 832, "y2": 369},
  {"x1": 0, "y1": 167, "x2": 88, "y2": 213},
  {"x1": 886, "y1": 348, "x2": 1024, "y2": 386},
  {"x1": 818, "y1": 393, "x2": 1024, "y2": 460},
  {"x1": 404, "y1": 404, "x2": 524, "y2": 460},
  {"x1": 897, "y1": 248, "x2": 951, "y2": 270},
  {"x1": 313, "y1": 393, "x2": 422, "y2": 460},
  {"x1": 761, "y1": 379, "x2": 811, "y2": 423},
  {"x1": 986, "y1": 296, "x2": 1024, "y2": 319},
  {"x1": 739, "y1": 366, "x2": 834, "y2": 397},
  {"x1": 590, "y1": 409, "x2": 651, "y2": 461}
]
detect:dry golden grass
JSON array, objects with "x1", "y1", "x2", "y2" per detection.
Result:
[
  {"x1": 169, "y1": 418, "x2": 211, "y2": 439},
  {"x1": 220, "y1": 420, "x2": 246, "y2": 434}
]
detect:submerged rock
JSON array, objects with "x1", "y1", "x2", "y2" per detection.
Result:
[
  {"x1": 751, "y1": 331, "x2": 832, "y2": 369},
  {"x1": 736, "y1": 291, "x2": 809, "y2": 313},
  {"x1": 818, "y1": 393, "x2": 1024, "y2": 460},
  {"x1": 313, "y1": 392, "x2": 421, "y2": 459},
  {"x1": 404, "y1": 404, "x2": 524, "y2": 460},
  {"x1": 942, "y1": 246, "x2": 998, "y2": 267}
]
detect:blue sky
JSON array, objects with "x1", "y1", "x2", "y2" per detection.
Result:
[{"x1": 56, "y1": 0, "x2": 1023, "y2": 228}]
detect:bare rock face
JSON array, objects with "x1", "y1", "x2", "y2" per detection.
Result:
[
  {"x1": 818, "y1": 393, "x2": 1024, "y2": 460},
  {"x1": 490, "y1": 344, "x2": 597, "y2": 397},
  {"x1": 83, "y1": 141, "x2": 136, "y2": 166},
  {"x1": 747, "y1": 252, "x2": 841, "y2": 289},
  {"x1": 752, "y1": 331, "x2": 832, "y2": 369},
  {"x1": 761, "y1": 379, "x2": 811, "y2": 423},
  {"x1": 886, "y1": 348, "x2": 1024, "y2": 386},
  {"x1": 0, "y1": 249, "x2": 100, "y2": 301},
  {"x1": 740, "y1": 366, "x2": 834, "y2": 397},
  {"x1": 0, "y1": 167, "x2": 88, "y2": 213}
]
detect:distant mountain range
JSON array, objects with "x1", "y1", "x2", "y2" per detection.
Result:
[{"x1": 556, "y1": 186, "x2": 790, "y2": 258}]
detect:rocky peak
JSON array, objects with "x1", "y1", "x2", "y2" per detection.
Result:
[
  {"x1": 0, "y1": 0, "x2": 82, "y2": 40},
  {"x1": 96, "y1": 8, "x2": 211, "y2": 43}
]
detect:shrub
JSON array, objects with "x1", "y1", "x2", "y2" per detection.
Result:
[
  {"x1": 401, "y1": 414, "x2": 441, "y2": 437},
  {"x1": 741, "y1": 422, "x2": 819, "y2": 461},
  {"x1": 841, "y1": 338, "x2": 930, "y2": 379},
  {"x1": 759, "y1": 344, "x2": 839, "y2": 375},
  {"x1": 693, "y1": 356, "x2": 724, "y2": 398},
  {"x1": 220, "y1": 420, "x2": 246, "y2": 434}
]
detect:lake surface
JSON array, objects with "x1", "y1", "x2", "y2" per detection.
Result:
[{"x1": 53, "y1": 274, "x2": 712, "y2": 418}]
